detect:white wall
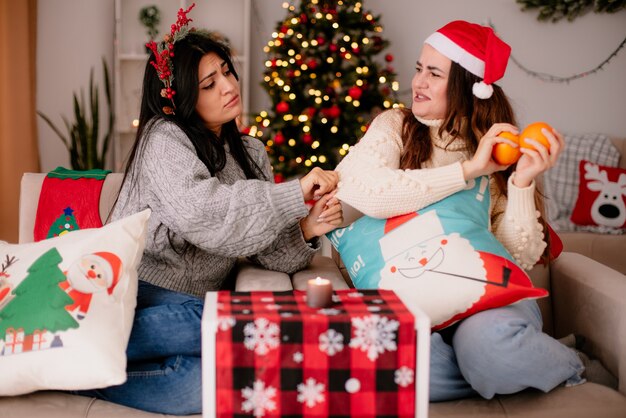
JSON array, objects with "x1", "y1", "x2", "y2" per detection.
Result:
[
  {"x1": 37, "y1": 0, "x2": 626, "y2": 171},
  {"x1": 37, "y1": 0, "x2": 114, "y2": 172}
]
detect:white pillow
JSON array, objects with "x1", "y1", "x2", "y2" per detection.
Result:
[{"x1": 0, "y1": 209, "x2": 150, "y2": 396}]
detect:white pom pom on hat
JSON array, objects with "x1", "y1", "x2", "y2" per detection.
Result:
[
  {"x1": 424, "y1": 20, "x2": 511, "y2": 99},
  {"x1": 472, "y1": 81, "x2": 493, "y2": 99}
]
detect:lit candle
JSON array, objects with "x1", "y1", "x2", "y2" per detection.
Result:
[{"x1": 306, "y1": 277, "x2": 333, "y2": 308}]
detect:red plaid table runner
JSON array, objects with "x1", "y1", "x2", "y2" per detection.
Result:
[{"x1": 204, "y1": 289, "x2": 422, "y2": 418}]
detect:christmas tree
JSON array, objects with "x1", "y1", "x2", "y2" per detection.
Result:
[
  {"x1": 249, "y1": 0, "x2": 402, "y2": 180},
  {"x1": 46, "y1": 207, "x2": 80, "y2": 239},
  {"x1": 0, "y1": 248, "x2": 78, "y2": 337}
]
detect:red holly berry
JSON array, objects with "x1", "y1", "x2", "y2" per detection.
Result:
[
  {"x1": 302, "y1": 133, "x2": 313, "y2": 144},
  {"x1": 329, "y1": 44, "x2": 338, "y2": 52},
  {"x1": 274, "y1": 173, "x2": 284, "y2": 183},
  {"x1": 385, "y1": 53, "x2": 394, "y2": 62},
  {"x1": 316, "y1": 36, "x2": 325, "y2": 46},
  {"x1": 307, "y1": 58, "x2": 318, "y2": 70}
]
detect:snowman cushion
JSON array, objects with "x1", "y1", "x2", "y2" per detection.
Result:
[
  {"x1": 0, "y1": 209, "x2": 150, "y2": 396},
  {"x1": 327, "y1": 177, "x2": 547, "y2": 330}
]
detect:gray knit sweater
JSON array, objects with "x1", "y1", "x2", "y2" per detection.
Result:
[{"x1": 110, "y1": 119, "x2": 317, "y2": 297}]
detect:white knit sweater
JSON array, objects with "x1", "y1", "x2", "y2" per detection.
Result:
[{"x1": 335, "y1": 109, "x2": 546, "y2": 270}]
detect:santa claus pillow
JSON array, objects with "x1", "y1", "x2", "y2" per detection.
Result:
[
  {"x1": 570, "y1": 160, "x2": 626, "y2": 229},
  {"x1": 327, "y1": 177, "x2": 547, "y2": 330},
  {"x1": 0, "y1": 209, "x2": 150, "y2": 396}
]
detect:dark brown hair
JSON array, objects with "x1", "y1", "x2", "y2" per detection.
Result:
[{"x1": 399, "y1": 61, "x2": 551, "y2": 261}]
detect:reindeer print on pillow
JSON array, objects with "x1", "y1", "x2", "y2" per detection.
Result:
[{"x1": 571, "y1": 160, "x2": 626, "y2": 229}]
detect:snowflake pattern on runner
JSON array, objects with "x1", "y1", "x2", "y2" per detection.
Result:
[
  {"x1": 293, "y1": 351, "x2": 304, "y2": 363},
  {"x1": 319, "y1": 308, "x2": 342, "y2": 316},
  {"x1": 394, "y1": 366, "x2": 414, "y2": 387},
  {"x1": 243, "y1": 317, "x2": 280, "y2": 355},
  {"x1": 319, "y1": 329, "x2": 344, "y2": 356},
  {"x1": 349, "y1": 314, "x2": 399, "y2": 361},
  {"x1": 297, "y1": 377, "x2": 326, "y2": 408},
  {"x1": 347, "y1": 292, "x2": 364, "y2": 298},
  {"x1": 241, "y1": 379, "x2": 277, "y2": 417},
  {"x1": 218, "y1": 316, "x2": 236, "y2": 331}
]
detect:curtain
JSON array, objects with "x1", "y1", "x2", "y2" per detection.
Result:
[{"x1": 0, "y1": 0, "x2": 39, "y2": 242}]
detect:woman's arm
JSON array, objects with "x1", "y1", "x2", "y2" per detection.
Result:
[
  {"x1": 245, "y1": 136, "x2": 322, "y2": 273},
  {"x1": 137, "y1": 123, "x2": 310, "y2": 258},
  {"x1": 490, "y1": 175, "x2": 547, "y2": 270},
  {"x1": 335, "y1": 109, "x2": 467, "y2": 218}
]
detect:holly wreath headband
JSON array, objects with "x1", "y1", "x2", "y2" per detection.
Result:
[{"x1": 145, "y1": 3, "x2": 196, "y2": 115}]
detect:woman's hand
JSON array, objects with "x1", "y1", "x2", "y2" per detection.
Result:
[
  {"x1": 299, "y1": 192, "x2": 343, "y2": 241},
  {"x1": 462, "y1": 123, "x2": 519, "y2": 181},
  {"x1": 512, "y1": 127, "x2": 564, "y2": 188},
  {"x1": 299, "y1": 167, "x2": 339, "y2": 201}
]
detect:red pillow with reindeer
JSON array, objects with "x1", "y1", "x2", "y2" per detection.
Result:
[{"x1": 570, "y1": 160, "x2": 626, "y2": 229}]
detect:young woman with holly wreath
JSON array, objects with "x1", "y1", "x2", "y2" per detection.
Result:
[{"x1": 76, "y1": 5, "x2": 342, "y2": 414}]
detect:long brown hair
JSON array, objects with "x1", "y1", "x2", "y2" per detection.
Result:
[{"x1": 399, "y1": 61, "x2": 551, "y2": 261}]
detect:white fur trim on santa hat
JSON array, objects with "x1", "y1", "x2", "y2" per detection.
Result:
[
  {"x1": 472, "y1": 81, "x2": 493, "y2": 99},
  {"x1": 379, "y1": 211, "x2": 444, "y2": 261},
  {"x1": 424, "y1": 32, "x2": 484, "y2": 79}
]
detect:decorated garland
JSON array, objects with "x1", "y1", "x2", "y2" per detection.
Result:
[
  {"x1": 489, "y1": 22, "x2": 626, "y2": 83},
  {"x1": 517, "y1": 0, "x2": 626, "y2": 22}
]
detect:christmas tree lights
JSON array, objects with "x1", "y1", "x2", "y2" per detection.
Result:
[{"x1": 250, "y1": 0, "x2": 402, "y2": 180}]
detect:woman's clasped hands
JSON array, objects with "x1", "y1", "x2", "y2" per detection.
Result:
[{"x1": 298, "y1": 167, "x2": 343, "y2": 241}]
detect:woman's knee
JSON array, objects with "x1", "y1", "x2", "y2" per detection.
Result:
[
  {"x1": 454, "y1": 302, "x2": 541, "y2": 352},
  {"x1": 86, "y1": 355, "x2": 203, "y2": 415},
  {"x1": 158, "y1": 356, "x2": 203, "y2": 414}
]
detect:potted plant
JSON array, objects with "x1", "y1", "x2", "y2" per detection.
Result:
[
  {"x1": 139, "y1": 5, "x2": 161, "y2": 43},
  {"x1": 37, "y1": 58, "x2": 114, "y2": 171}
]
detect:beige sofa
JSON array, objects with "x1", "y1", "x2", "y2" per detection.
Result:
[
  {"x1": 1, "y1": 173, "x2": 625, "y2": 417},
  {"x1": 551, "y1": 136, "x2": 626, "y2": 275}
]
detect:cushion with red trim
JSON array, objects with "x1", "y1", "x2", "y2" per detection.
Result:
[
  {"x1": 0, "y1": 210, "x2": 150, "y2": 396},
  {"x1": 570, "y1": 160, "x2": 626, "y2": 230},
  {"x1": 327, "y1": 176, "x2": 547, "y2": 330}
]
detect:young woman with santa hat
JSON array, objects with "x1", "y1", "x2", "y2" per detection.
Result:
[{"x1": 335, "y1": 20, "x2": 585, "y2": 401}]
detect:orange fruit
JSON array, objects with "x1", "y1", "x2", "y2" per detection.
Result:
[
  {"x1": 492, "y1": 131, "x2": 521, "y2": 165},
  {"x1": 520, "y1": 122, "x2": 553, "y2": 151}
]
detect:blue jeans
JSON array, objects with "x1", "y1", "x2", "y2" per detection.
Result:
[
  {"x1": 430, "y1": 299, "x2": 585, "y2": 401},
  {"x1": 76, "y1": 281, "x2": 204, "y2": 415}
]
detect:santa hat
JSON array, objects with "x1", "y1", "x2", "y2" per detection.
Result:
[
  {"x1": 424, "y1": 20, "x2": 511, "y2": 99},
  {"x1": 379, "y1": 211, "x2": 444, "y2": 261},
  {"x1": 90, "y1": 252, "x2": 122, "y2": 295}
]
